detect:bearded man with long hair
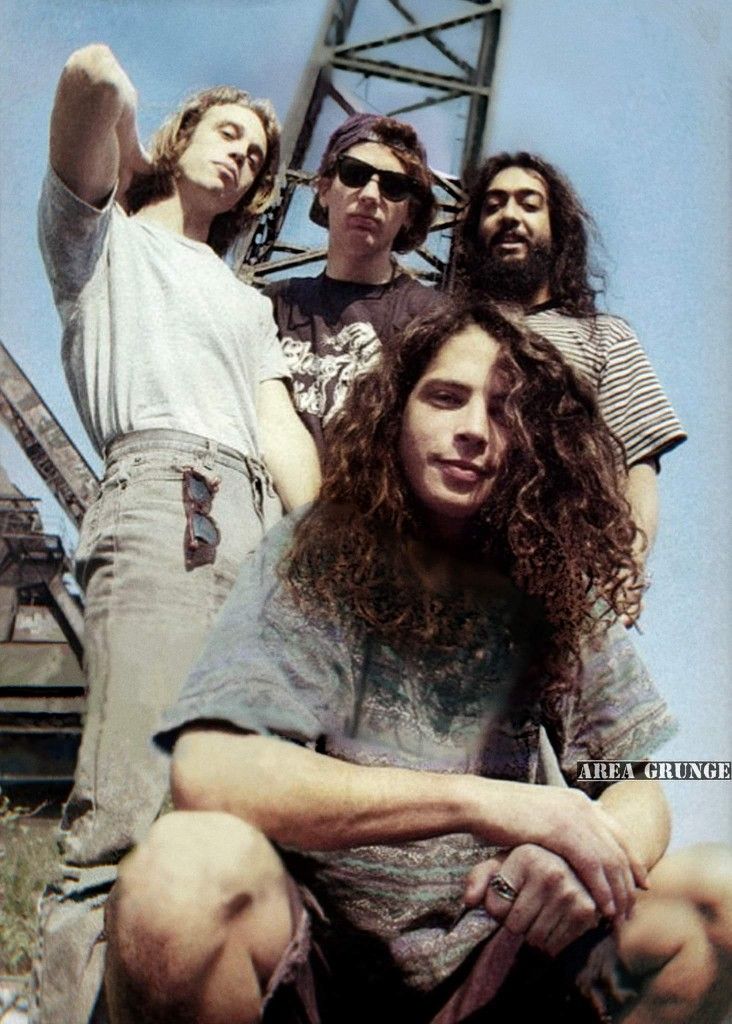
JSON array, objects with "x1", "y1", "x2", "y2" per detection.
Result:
[
  {"x1": 107, "y1": 300, "x2": 730, "y2": 1024},
  {"x1": 454, "y1": 152, "x2": 686, "y2": 582}
]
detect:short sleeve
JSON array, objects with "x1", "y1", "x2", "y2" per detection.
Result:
[
  {"x1": 595, "y1": 319, "x2": 686, "y2": 467},
  {"x1": 155, "y1": 516, "x2": 357, "y2": 753},
  {"x1": 557, "y1": 621, "x2": 678, "y2": 793},
  {"x1": 37, "y1": 165, "x2": 115, "y2": 305},
  {"x1": 255, "y1": 293, "x2": 292, "y2": 384}
]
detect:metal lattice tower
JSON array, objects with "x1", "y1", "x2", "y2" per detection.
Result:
[
  {"x1": 235, "y1": 0, "x2": 501, "y2": 284},
  {"x1": 0, "y1": 341, "x2": 99, "y2": 529},
  {"x1": 0, "y1": 342, "x2": 96, "y2": 661}
]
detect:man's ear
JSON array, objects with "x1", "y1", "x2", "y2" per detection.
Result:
[
  {"x1": 404, "y1": 198, "x2": 416, "y2": 230},
  {"x1": 316, "y1": 176, "x2": 331, "y2": 211}
]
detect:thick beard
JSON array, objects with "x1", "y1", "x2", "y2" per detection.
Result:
[{"x1": 467, "y1": 240, "x2": 553, "y2": 305}]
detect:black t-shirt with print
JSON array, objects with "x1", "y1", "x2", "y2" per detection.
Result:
[{"x1": 264, "y1": 272, "x2": 441, "y2": 450}]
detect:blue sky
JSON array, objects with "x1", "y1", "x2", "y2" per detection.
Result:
[{"x1": 1, "y1": 0, "x2": 730, "y2": 847}]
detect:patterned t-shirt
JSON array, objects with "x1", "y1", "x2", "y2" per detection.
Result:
[
  {"x1": 264, "y1": 272, "x2": 441, "y2": 449},
  {"x1": 525, "y1": 306, "x2": 686, "y2": 467},
  {"x1": 157, "y1": 515, "x2": 677, "y2": 993}
]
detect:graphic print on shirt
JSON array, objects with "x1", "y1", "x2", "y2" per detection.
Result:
[{"x1": 281, "y1": 320, "x2": 382, "y2": 421}]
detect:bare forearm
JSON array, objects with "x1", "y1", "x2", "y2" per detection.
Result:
[
  {"x1": 172, "y1": 730, "x2": 649, "y2": 916},
  {"x1": 173, "y1": 731, "x2": 478, "y2": 849},
  {"x1": 265, "y1": 438, "x2": 321, "y2": 512},
  {"x1": 257, "y1": 380, "x2": 321, "y2": 511},
  {"x1": 625, "y1": 461, "x2": 659, "y2": 558},
  {"x1": 599, "y1": 780, "x2": 670, "y2": 871},
  {"x1": 174, "y1": 731, "x2": 628, "y2": 855},
  {"x1": 50, "y1": 44, "x2": 146, "y2": 206},
  {"x1": 172, "y1": 731, "x2": 586, "y2": 852}
]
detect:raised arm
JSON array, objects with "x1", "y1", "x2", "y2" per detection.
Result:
[
  {"x1": 172, "y1": 728, "x2": 644, "y2": 920},
  {"x1": 50, "y1": 43, "x2": 151, "y2": 206},
  {"x1": 256, "y1": 379, "x2": 321, "y2": 511}
]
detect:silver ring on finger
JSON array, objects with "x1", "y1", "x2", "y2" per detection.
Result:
[{"x1": 489, "y1": 872, "x2": 519, "y2": 903}]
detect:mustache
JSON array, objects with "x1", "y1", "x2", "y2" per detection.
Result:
[{"x1": 491, "y1": 227, "x2": 530, "y2": 248}]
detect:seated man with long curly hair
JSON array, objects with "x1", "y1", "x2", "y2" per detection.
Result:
[{"x1": 104, "y1": 299, "x2": 731, "y2": 1024}]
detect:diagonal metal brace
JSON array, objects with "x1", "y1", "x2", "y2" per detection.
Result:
[{"x1": 331, "y1": 56, "x2": 492, "y2": 95}]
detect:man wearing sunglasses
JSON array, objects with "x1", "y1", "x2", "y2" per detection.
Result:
[
  {"x1": 265, "y1": 112, "x2": 441, "y2": 452},
  {"x1": 32, "y1": 44, "x2": 320, "y2": 1024}
]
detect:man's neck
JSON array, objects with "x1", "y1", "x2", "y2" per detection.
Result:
[
  {"x1": 325, "y1": 247, "x2": 395, "y2": 285},
  {"x1": 134, "y1": 191, "x2": 213, "y2": 246},
  {"x1": 487, "y1": 285, "x2": 552, "y2": 320},
  {"x1": 529, "y1": 281, "x2": 552, "y2": 307},
  {"x1": 499, "y1": 289, "x2": 553, "y2": 317},
  {"x1": 406, "y1": 532, "x2": 513, "y2": 601}
]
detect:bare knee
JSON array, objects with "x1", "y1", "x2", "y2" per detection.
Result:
[
  {"x1": 105, "y1": 811, "x2": 291, "y2": 1018},
  {"x1": 616, "y1": 844, "x2": 732, "y2": 1023},
  {"x1": 618, "y1": 897, "x2": 716, "y2": 996},
  {"x1": 646, "y1": 843, "x2": 732, "y2": 953}
]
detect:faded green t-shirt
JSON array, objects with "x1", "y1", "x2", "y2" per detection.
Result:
[{"x1": 156, "y1": 515, "x2": 676, "y2": 992}]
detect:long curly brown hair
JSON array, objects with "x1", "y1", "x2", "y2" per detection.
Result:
[
  {"x1": 455, "y1": 152, "x2": 605, "y2": 316},
  {"x1": 125, "y1": 86, "x2": 281, "y2": 256},
  {"x1": 284, "y1": 298, "x2": 641, "y2": 697}
]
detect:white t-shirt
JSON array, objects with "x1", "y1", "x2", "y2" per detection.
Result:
[{"x1": 38, "y1": 167, "x2": 289, "y2": 458}]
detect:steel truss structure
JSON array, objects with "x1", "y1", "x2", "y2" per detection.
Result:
[
  {"x1": 0, "y1": 341, "x2": 95, "y2": 659},
  {"x1": 0, "y1": 341, "x2": 99, "y2": 530}
]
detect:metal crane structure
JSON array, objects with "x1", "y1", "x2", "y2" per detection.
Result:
[
  {"x1": 0, "y1": 343, "x2": 94, "y2": 788},
  {"x1": 0, "y1": 339, "x2": 96, "y2": 658},
  {"x1": 234, "y1": 0, "x2": 501, "y2": 284},
  {"x1": 0, "y1": 0, "x2": 501, "y2": 790}
]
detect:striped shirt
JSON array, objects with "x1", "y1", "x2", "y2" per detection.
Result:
[{"x1": 525, "y1": 308, "x2": 686, "y2": 467}]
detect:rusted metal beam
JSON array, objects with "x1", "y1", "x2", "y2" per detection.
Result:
[
  {"x1": 386, "y1": 91, "x2": 462, "y2": 118},
  {"x1": 45, "y1": 574, "x2": 84, "y2": 663},
  {"x1": 430, "y1": 171, "x2": 465, "y2": 202},
  {"x1": 461, "y1": 7, "x2": 501, "y2": 172},
  {"x1": 0, "y1": 341, "x2": 98, "y2": 528}
]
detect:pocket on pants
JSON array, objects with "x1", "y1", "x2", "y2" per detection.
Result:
[{"x1": 74, "y1": 487, "x2": 117, "y2": 592}]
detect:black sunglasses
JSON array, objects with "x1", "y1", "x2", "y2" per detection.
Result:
[
  {"x1": 335, "y1": 154, "x2": 419, "y2": 202},
  {"x1": 182, "y1": 468, "x2": 220, "y2": 569}
]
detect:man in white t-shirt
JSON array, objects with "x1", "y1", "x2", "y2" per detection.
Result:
[{"x1": 31, "y1": 43, "x2": 320, "y2": 1024}]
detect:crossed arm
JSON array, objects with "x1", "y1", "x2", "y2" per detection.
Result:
[{"x1": 172, "y1": 728, "x2": 669, "y2": 945}]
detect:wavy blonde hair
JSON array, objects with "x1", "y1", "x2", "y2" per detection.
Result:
[{"x1": 126, "y1": 86, "x2": 281, "y2": 255}]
